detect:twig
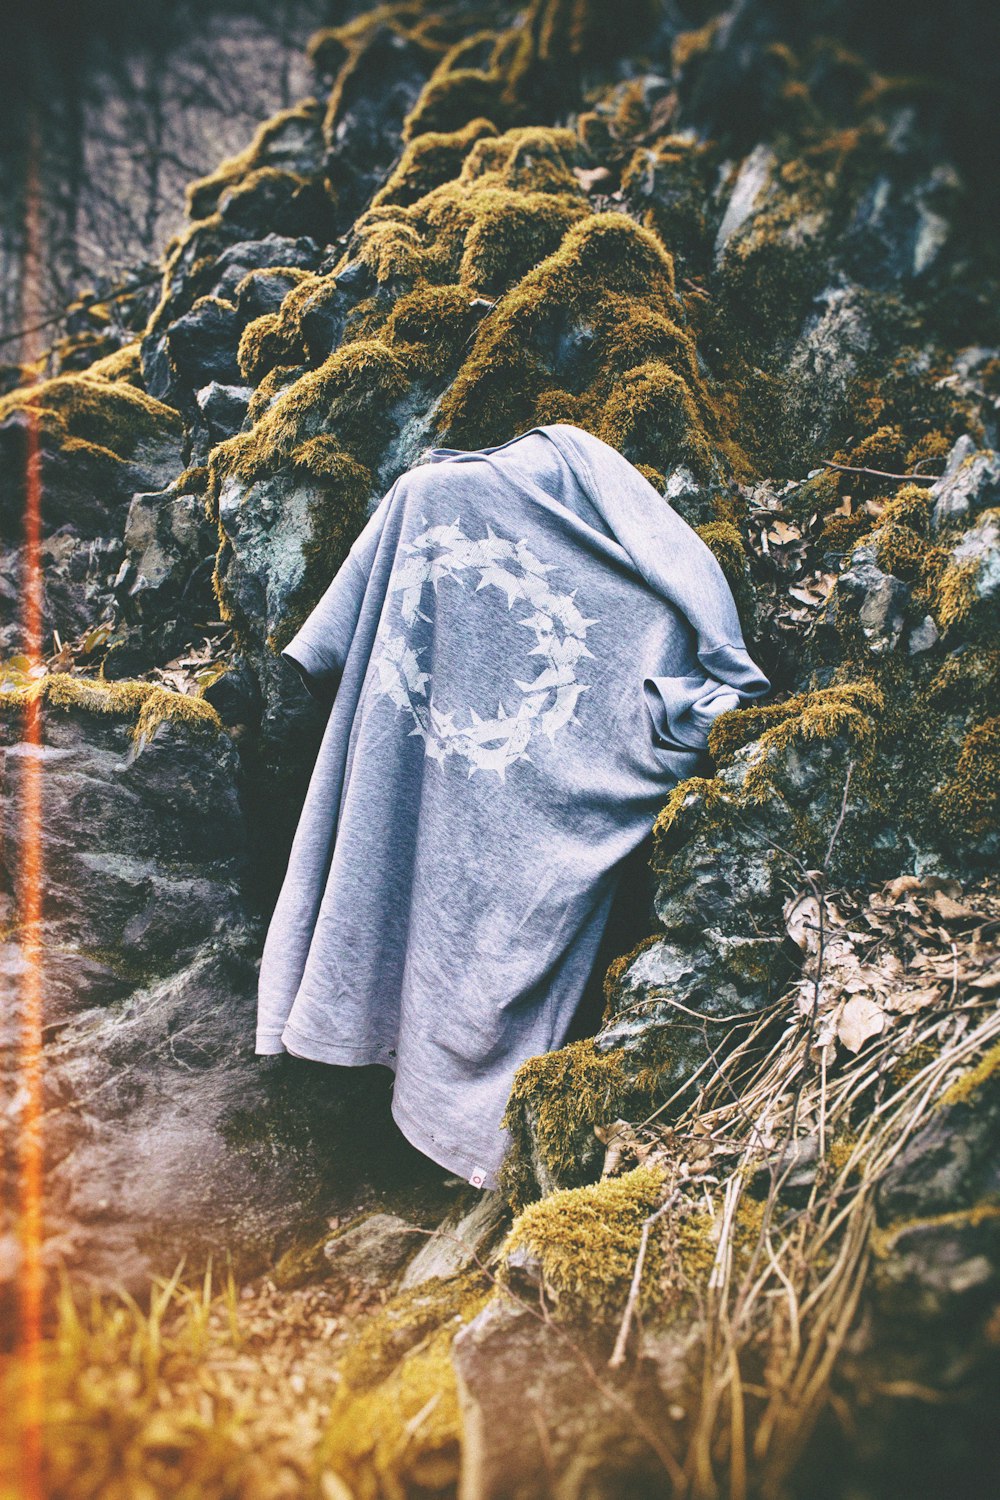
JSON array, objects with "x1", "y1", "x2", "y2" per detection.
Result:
[
  {"x1": 824, "y1": 761, "x2": 855, "y2": 873},
  {"x1": 820, "y1": 459, "x2": 941, "y2": 484},
  {"x1": 608, "y1": 1191, "x2": 679, "y2": 1369},
  {"x1": 0, "y1": 274, "x2": 160, "y2": 349}
]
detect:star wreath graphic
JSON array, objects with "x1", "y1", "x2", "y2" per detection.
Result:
[{"x1": 368, "y1": 515, "x2": 601, "y2": 781}]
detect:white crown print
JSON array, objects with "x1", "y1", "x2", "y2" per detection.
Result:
[{"x1": 368, "y1": 515, "x2": 601, "y2": 782}]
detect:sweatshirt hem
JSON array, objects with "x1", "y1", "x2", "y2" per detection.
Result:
[
  {"x1": 259, "y1": 1023, "x2": 502, "y2": 1188},
  {"x1": 390, "y1": 1094, "x2": 503, "y2": 1191},
  {"x1": 278, "y1": 1021, "x2": 398, "y2": 1068}
]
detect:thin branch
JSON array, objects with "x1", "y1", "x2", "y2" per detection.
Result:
[
  {"x1": 820, "y1": 459, "x2": 940, "y2": 484},
  {"x1": 608, "y1": 1191, "x2": 679, "y2": 1369},
  {"x1": 0, "y1": 274, "x2": 160, "y2": 349}
]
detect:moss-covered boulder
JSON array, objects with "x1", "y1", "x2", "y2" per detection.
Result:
[{"x1": 0, "y1": 372, "x2": 184, "y2": 542}]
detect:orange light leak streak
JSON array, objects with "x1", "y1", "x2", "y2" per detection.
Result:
[{"x1": 14, "y1": 106, "x2": 47, "y2": 1500}]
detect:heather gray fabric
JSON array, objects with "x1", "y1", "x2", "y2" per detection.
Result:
[{"x1": 255, "y1": 423, "x2": 769, "y2": 1188}]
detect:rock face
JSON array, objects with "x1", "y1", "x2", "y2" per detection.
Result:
[
  {"x1": 0, "y1": 683, "x2": 390, "y2": 1301},
  {"x1": 2, "y1": 0, "x2": 999, "y2": 1492}
]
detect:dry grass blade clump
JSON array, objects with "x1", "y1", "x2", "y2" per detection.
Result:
[
  {"x1": 0, "y1": 1253, "x2": 349, "y2": 1500},
  {"x1": 599, "y1": 848, "x2": 1000, "y2": 1499}
]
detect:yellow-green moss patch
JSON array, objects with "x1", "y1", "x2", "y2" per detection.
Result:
[
  {"x1": 0, "y1": 672, "x2": 223, "y2": 749},
  {"x1": 934, "y1": 716, "x2": 1000, "y2": 838},
  {"x1": 501, "y1": 1164, "x2": 668, "y2": 1317},
  {"x1": 0, "y1": 371, "x2": 182, "y2": 462},
  {"x1": 316, "y1": 1269, "x2": 491, "y2": 1500}
]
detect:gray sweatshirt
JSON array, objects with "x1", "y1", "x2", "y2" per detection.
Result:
[{"x1": 255, "y1": 424, "x2": 769, "y2": 1188}]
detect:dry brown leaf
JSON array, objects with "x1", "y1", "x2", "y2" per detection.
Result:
[
  {"x1": 884, "y1": 876, "x2": 923, "y2": 902},
  {"x1": 918, "y1": 876, "x2": 963, "y2": 897},
  {"x1": 837, "y1": 995, "x2": 885, "y2": 1052},
  {"x1": 768, "y1": 520, "x2": 802, "y2": 545},
  {"x1": 887, "y1": 985, "x2": 945, "y2": 1014},
  {"x1": 927, "y1": 890, "x2": 984, "y2": 924}
]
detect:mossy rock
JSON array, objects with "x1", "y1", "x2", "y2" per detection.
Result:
[{"x1": 315, "y1": 1269, "x2": 492, "y2": 1500}]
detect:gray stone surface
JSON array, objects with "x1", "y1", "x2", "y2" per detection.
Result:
[
  {"x1": 931, "y1": 439, "x2": 1000, "y2": 530},
  {"x1": 400, "y1": 1190, "x2": 510, "y2": 1290},
  {"x1": 323, "y1": 1212, "x2": 422, "y2": 1287},
  {"x1": 0, "y1": 701, "x2": 369, "y2": 1299}
]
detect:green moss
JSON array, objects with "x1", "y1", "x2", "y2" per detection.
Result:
[
  {"x1": 0, "y1": 672, "x2": 223, "y2": 749},
  {"x1": 209, "y1": 338, "x2": 411, "y2": 501},
  {"x1": 311, "y1": 4, "x2": 456, "y2": 149},
  {"x1": 499, "y1": 1028, "x2": 681, "y2": 1210},
  {"x1": 184, "y1": 100, "x2": 323, "y2": 219},
  {"x1": 402, "y1": 32, "x2": 510, "y2": 143},
  {"x1": 635, "y1": 462, "x2": 666, "y2": 492},
  {"x1": 696, "y1": 520, "x2": 756, "y2": 629},
  {"x1": 234, "y1": 264, "x2": 311, "y2": 304},
  {"x1": 238, "y1": 312, "x2": 292, "y2": 382},
  {"x1": 84, "y1": 341, "x2": 144, "y2": 386},
  {"x1": 935, "y1": 557, "x2": 983, "y2": 632},
  {"x1": 315, "y1": 1269, "x2": 491, "y2": 1500},
  {"x1": 0, "y1": 371, "x2": 182, "y2": 463},
  {"x1": 872, "y1": 521, "x2": 943, "y2": 583},
  {"x1": 651, "y1": 774, "x2": 729, "y2": 846},
  {"x1": 873, "y1": 1202, "x2": 1000, "y2": 1261},
  {"x1": 270, "y1": 1221, "x2": 332, "y2": 1290},
  {"x1": 926, "y1": 648, "x2": 1000, "y2": 715},
  {"x1": 825, "y1": 1126, "x2": 861, "y2": 1177},
  {"x1": 336, "y1": 1268, "x2": 488, "y2": 1393},
  {"x1": 212, "y1": 439, "x2": 370, "y2": 650},
  {"x1": 500, "y1": 1038, "x2": 631, "y2": 1209},
  {"x1": 246, "y1": 362, "x2": 310, "y2": 424},
  {"x1": 383, "y1": 282, "x2": 479, "y2": 374},
  {"x1": 353, "y1": 128, "x2": 591, "y2": 293},
  {"x1": 933, "y1": 716, "x2": 1000, "y2": 838},
  {"x1": 707, "y1": 681, "x2": 882, "y2": 779},
  {"x1": 622, "y1": 135, "x2": 715, "y2": 271},
  {"x1": 237, "y1": 271, "x2": 341, "y2": 384},
  {"x1": 714, "y1": 153, "x2": 832, "y2": 347},
  {"x1": 889, "y1": 1040, "x2": 942, "y2": 1089},
  {"x1": 372, "y1": 117, "x2": 499, "y2": 207},
  {"x1": 175, "y1": 464, "x2": 209, "y2": 495},
  {"x1": 602, "y1": 934, "x2": 664, "y2": 1023},
  {"x1": 906, "y1": 429, "x2": 953, "y2": 469},
  {"x1": 398, "y1": 0, "x2": 659, "y2": 145},
  {"x1": 458, "y1": 189, "x2": 590, "y2": 294},
  {"x1": 603, "y1": 361, "x2": 713, "y2": 475},
  {"x1": 936, "y1": 1040, "x2": 1000, "y2": 1112},
  {"x1": 437, "y1": 210, "x2": 744, "y2": 477},
  {"x1": 501, "y1": 1164, "x2": 668, "y2": 1317}
]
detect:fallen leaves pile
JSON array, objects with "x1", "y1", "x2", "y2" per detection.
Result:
[
  {"x1": 783, "y1": 874, "x2": 1000, "y2": 1059},
  {"x1": 0, "y1": 622, "x2": 232, "y2": 697},
  {"x1": 597, "y1": 874, "x2": 999, "y2": 1187}
]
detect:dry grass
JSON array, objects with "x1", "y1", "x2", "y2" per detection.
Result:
[
  {"x1": 602, "y1": 857, "x2": 1000, "y2": 1499},
  {"x1": 0, "y1": 1253, "x2": 351, "y2": 1500}
]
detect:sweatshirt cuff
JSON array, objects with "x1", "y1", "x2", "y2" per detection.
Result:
[
  {"x1": 280, "y1": 639, "x2": 338, "y2": 705},
  {"x1": 255, "y1": 1032, "x2": 287, "y2": 1055}
]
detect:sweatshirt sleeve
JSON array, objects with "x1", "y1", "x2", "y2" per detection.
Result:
[
  {"x1": 538, "y1": 426, "x2": 771, "y2": 749},
  {"x1": 638, "y1": 521, "x2": 770, "y2": 752},
  {"x1": 643, "y1": 641, "x2": 769, "y2": 752},
  {"x1": 279, "y1": 478, "x2": 399, "y2": 704},
  {"x1": 280, "y1": 556, "x2": 368, "y2": 705}
]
